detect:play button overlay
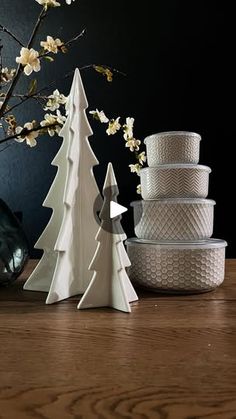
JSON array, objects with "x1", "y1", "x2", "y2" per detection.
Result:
[
  {"x1": 93, "y1": 186, "x2": 130, "y2": 234},
  {"x1": 110, "y1": 201, "x2": 127, "y2": 219}
]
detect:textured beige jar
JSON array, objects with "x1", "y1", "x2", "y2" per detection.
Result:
[
  {"x1": 131, "y1": 199, "x2": 215, "y2": 241},
  {"x1": 140, "y1": 164, "x2": 211, "y2": 199},
  {"x1": 145, "y1": 131, "x2": 201, "y2": 166},
  {"x1": 126, "y1": 238, "x2": 227, "y2": 293}
]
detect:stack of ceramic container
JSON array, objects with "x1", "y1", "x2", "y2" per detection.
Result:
[{"x1": 126, "y1": 131, "x2": 227, "y2": 293}]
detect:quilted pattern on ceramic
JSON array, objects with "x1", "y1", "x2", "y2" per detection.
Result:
[{"x1": 133, "y1": 200, "x2": 214, "y2": 241}]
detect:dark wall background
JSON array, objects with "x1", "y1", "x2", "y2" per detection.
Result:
[{"x1": 0, "y1": 0, "x2": 235, "y2": 256}]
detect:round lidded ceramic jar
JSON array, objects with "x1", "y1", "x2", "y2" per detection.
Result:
[
  {"x1": 140, "y1": 164, "x2": 211, "y2": 200},
  {"x1": 131, "y1": 199, "x2": 215, "y2": 241},
  {"x1": 126, "y1": 238, "x2": 227, "y2": 293},
  {"x1": 144, "y1": 131, "x2": 201, "y2": 166}
]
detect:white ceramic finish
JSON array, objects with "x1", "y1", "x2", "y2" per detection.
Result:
[
  {"x1": 131, "y1": 199, "x2": 215, "y2": 241},
  {"x1": 126, "y1": 238, "x2": 227, "y2": 293},
  {"x1": 140, "y1": 164, "x2": 211, "y2": 199},
  {"x1": 24, "y1": 69, "x2": 102, "y2": 304},
  {"x1": 145, "y1": 131, "x2": 201, "y2": 166},
  {"x1": 78, "y1": 163, "x2": 138, "y2": 313}
]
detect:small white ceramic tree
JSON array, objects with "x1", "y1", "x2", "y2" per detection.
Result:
[
  {"x1": 24, "y1": 68, "x2": 101, "y2": 303},
  {"x1": 78, "y1": 162, "x2": 138, "y2": 313}
]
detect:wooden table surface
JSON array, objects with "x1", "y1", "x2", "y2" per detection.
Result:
[{"x1": 0, "y1": 260, "x2": 236, "y2": 419}]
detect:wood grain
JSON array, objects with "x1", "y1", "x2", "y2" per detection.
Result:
[{"x1": 0, "y1": 260, "x2": 236, "y2": 418}]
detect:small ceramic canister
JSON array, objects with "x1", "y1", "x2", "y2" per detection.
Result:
[
  {"x1": 131, "y1": 199, "x2": 215, "y2": 241},
  {"x1": 145, "y1": 131, "x2": 201, "y2": 166},
  {"x1": 140, "y1": 164, "x2": 211, "y2": 200}
]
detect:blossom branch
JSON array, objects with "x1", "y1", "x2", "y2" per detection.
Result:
[
  {"x1": 1, "y1": 27, "x2": 86, "y2": 116},
  {"x1": 2, "y1": 63, "x2": 125, "y2": 117},
  {"x1": 38, "y1": 28, "x2": 86, "y2": 59},
  {"x1": 0, "y1": 8, "x2": 46, "y2": 118},
  {"x1": 0, "y1": 24, "x2": 24, "y2": 47},
  {"x1": 0, "y1": 122, "x2": 58, "y2": 145}
]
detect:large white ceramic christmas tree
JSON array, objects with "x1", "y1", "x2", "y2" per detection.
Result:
[
  {"x1": 78, "y1": 163, "x2": 138, "y2": 313},
  {"x1": 24, "y1": 68, "x2": 101, "y2": 304}
]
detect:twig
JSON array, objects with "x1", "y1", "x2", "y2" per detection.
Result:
[
  {"x1": 2, "y1": 63, "x2": 125, "y2": 117},
  {"x1": 0, "y1": 40, "x2": 3, "y2": 73},
  {"x1": 0, "y1": 24, "x2": 24, "y2": 47},
  {"x1": 0, "y1": 8, "x2": 46, "y2": 118},
  {"x1": 2, "y1": 91, "x2": 43, "y2": 116},
  {"x1": 0, "y1": 143, "x2": 12, "y2": 153},
  {"x1": 64, "y1": 28, "x2": 86, "y2": 48},
  {"x1": 0, "y1": 122, "x2": 59, "y2": 145},
  {"x1": 27, "y1": 9, "x2": 47, "y2": 48},
  {"x1": 4, "y1": 93, "x2": 48, "y2": 99},
  {"x1": 81, "y1": 64, "x2": 126, "y2": 77}
]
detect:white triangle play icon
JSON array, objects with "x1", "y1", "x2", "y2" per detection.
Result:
[{"x1": 110, "y1": 201, "x2": 128, "y2": 219}]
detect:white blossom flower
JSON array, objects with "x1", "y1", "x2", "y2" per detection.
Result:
[
  {"x1": 129, "y1": 163, "x2": 141, "y2": 175},
  {"x1": 136, "y1": 184, "x2": 142, "y2": 195},
  {"x1": 125, "y1": 138, "x2": 141, "y2": 152},
  {"x1": 123, "y1": 117, "x2": 134, "y2": 140},
  {"x1": 138, "y1": 151, "x2": 146, "y2": 165},
  {"x1": 40, "y1": 110, "x2": 66, "y2": 136},
  {"x1": 89, "y1": 109, "x2": 109, "y2": 123},
  {"x1": 40, "y1": 113, "x2": 57, "y2": 136},
  {"x1": 40, "y1": 36, "x2": 63, "y2": 54},
  {"x1": 35, "y1": 0, "x2": 60, "y2": 8},
  {"x1": 55, "y1": 110, "x2": 66, "y2": 128},
  {"x1": 44, "y1": 89, "x2": 67, "y2": 111},
  {"x1": 16, "y1": 48, "x2": 40, "y2": 76},
  {"x1": 66, "y1": 0, "x2": 75, "y2": 4},
  {"x1": 0, "y1": 67, "x2": 16, "y2": 83},
  {"x1": 15, "y1": 121, "x2": 39, "y2": 147},
  {"x1": 106, "y1": 117, "x2": 121, "y2": 135}
]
